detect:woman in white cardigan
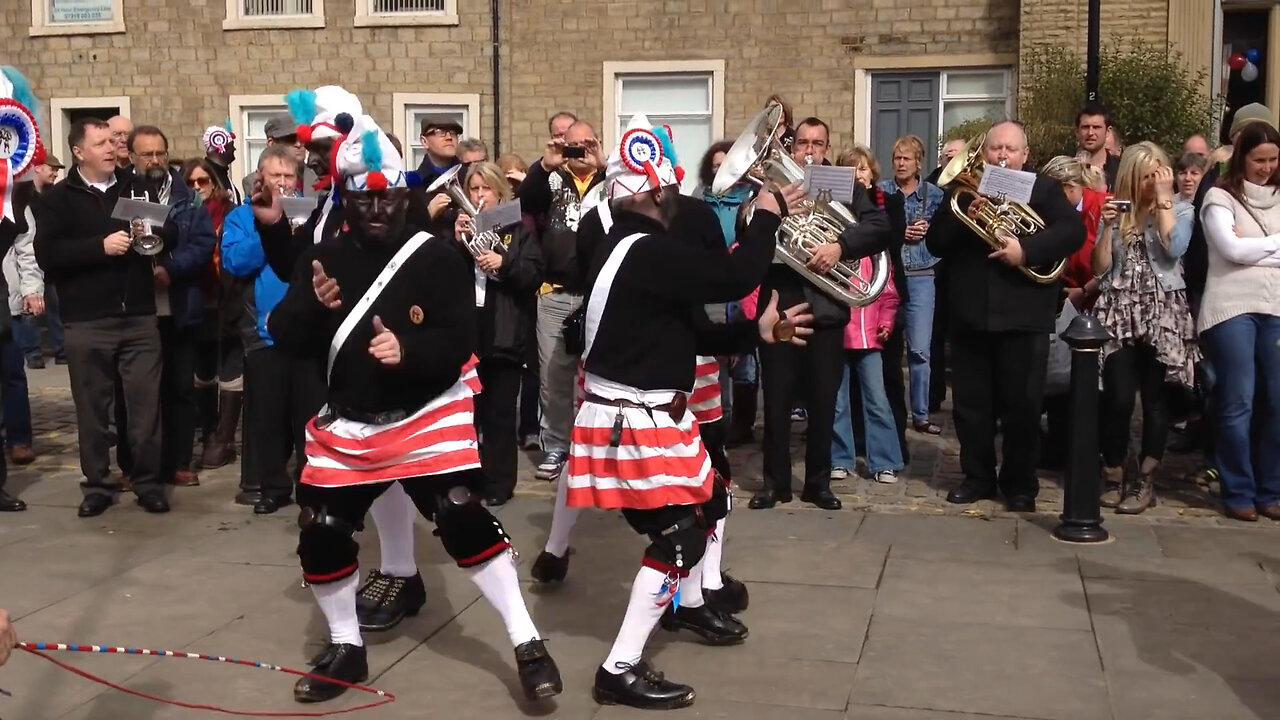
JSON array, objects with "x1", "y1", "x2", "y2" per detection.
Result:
[{"x1": 1199, "y1": 122, "x2": 1280, "y2": 522}]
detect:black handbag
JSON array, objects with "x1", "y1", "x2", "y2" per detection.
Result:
[{"x1": 562, "y1": 306, "x2": 586, "y2": 356}]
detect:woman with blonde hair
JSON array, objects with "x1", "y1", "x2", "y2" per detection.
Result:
[
  {"x1": 1091, "y1": 141, "x2": 1198, "y2": 514},
  {"x1": 450, "y1": 161, "x2": 544, "y2": 504}
]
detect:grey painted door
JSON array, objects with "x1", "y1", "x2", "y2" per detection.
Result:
[{"x1": 871, "y1": 73, "x2": 940, "y2": 177}]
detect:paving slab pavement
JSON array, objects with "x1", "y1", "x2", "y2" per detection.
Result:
[{"x1": 1, "y1": 366, "x2": 1278, "y2": 719}]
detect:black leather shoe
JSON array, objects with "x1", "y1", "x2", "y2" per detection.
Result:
[
  {"x1": 293, "y1": 643, "x2": 368, "y2": 703},
  {"x1": 485, "y1": 493, "x2": 512, "y2": 507},
  {"x1": 946, "y1": 481, "x2": 996, "y2": 505},
  {"x1": 530, "y1": 550, "x2": 570, "y2": 583},
  {"x1": 1005, "y1": 495, "x2": 1036, "y2": 513},
  {"x1": 0, "y1": 490, "x2": 26, "y2": 512},
  {"x1": 254, "y1": 494, "x2": 294, "y2": 515},
  {"x1": 592, "y1": 660, "x2": 695, "y2": 710},
  {"x1": 78, "y1": 494, "x2": 112, "y2": 518},
  {"x1": 235, "y1": 489, "x2": 263, "y2": 506},
  {"x1": 800, "y1": 488, "x2": 842, "y2": 510},
  {"x1": 514, "y1": 639, "x2": 562, "y2": 701},
  {"x1": 136, "y1": 491, "x2": 170, "y2": 514},
  {"x1": 705, "y1": 572, "x2": 749, "y2": 614},
  {"x1": 356, "y1": 571, "x2": 426, "y2": 632},
  {"x1": 747, "y1": 489, "x2": 792, "y2": 510},
  {"x1": 660, "y1": 604, "x2": 748, "y2": 645}
]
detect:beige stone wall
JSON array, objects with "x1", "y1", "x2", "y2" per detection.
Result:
[
  {"x1": 1018, "y1": 0, "x2": 1172, "y2": 72},
  {"x1": 502, "y1": 0, "x2": 1021, "y2": 160},
  {"x1": 2, "y1": 0, "x2": 495, "y2": 161},
  {"x1": 6, "y1": 0, "x2": 1025, "y2": 166}
]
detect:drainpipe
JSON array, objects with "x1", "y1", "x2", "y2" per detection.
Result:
[{"x1": 491, "y1": 0, "x2": 501, "y2": 155}]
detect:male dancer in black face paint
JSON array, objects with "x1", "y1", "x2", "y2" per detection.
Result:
[{"x1": 265, "y1": 116, "x2": 561, "y2": 705}]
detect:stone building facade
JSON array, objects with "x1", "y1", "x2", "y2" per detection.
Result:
[{"x1": 3, "y1": 0, "x2": 1269, "y2": 184}]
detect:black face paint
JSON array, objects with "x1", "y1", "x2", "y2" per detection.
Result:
[
  {"x1": 343, "y1": 188, "x2": 410, "y2": 246},
  {"x1": 656, "y1": 184, "x2": 681, "y2": 227},
  {"x1": 306, "y1": 137, "x2": 337, "y2": 182}
]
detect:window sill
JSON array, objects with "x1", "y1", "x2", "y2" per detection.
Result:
[
  {"x1": 222, "y1": 15, "x2": 326, "y2": 30},
  {"x1": 28, "y1": 20, "x2": 126, "y2": 37},
  {"x1": 353, "y1": 13, "x2": 458, "y2": 27}
]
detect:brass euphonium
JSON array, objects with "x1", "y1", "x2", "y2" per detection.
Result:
[
  {"x1": 711, "y1": 104, "x2": 890, "y2": 307},
  {"x1": 428, "y1": 164, "x2": 505, "y2": 273},
  {"x1": 936, "y1": 132, "x2": 1066, "y2": 284}
]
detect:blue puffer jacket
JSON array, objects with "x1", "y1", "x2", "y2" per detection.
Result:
[
  {"x1": 220, "y1": 204, "x2": 288, "y2": 352},
  {"x1": 159, "y1": 171, "x2": 218, "y2": 329}
]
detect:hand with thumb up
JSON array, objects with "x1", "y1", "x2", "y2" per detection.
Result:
[{"x1": 368, "y1": 315, "x2": 402, "y2": 366}]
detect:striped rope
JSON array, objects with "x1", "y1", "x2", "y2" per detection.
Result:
[{"x1": 15, "y1": 641, "x2": 395, "y2": 717}]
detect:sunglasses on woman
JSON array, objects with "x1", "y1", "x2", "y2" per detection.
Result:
[{"x1": 187, "y1": 176, "x2": 211, "y2": 188}]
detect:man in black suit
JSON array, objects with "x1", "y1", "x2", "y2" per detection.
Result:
[{"x1": 924, "y1": 121, "x2": 1085, "y2": 512}]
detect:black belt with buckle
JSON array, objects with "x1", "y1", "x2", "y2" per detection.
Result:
[
  {"x1": 584, "y1": 393, "x2": 688, "y2": 424},
  {"x1": 325, "y1": 405, "x2": 411, "y2": 426}
]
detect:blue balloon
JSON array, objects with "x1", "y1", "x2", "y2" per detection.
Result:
[{"x1": 1246, "y1": 48, "x2": 1261, "y2": 64}]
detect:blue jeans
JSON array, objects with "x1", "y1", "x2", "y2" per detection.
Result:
[
  {"x1": 832, "y1": 351, "x2": 906, "y2": 474},
  {"x1": 1203, "y1": 313, "x2": 1280, "y2": 511},
  {"x1": 904, "y1": 274, "x2": 936, "y2": 421},
  {"x1": 1, "y1": 325, "x2": 32, "y2": 448}
]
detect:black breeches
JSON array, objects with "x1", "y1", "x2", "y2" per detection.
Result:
[
  {"x1": 699, "y1": 419, "x2": 731, "y2": 482},
  {"x1": 297, "y1": 469, "x2": 510, "y2": 583},
  {"x1": 620, "y1": 481, "x2": 728, "y2": 576}
]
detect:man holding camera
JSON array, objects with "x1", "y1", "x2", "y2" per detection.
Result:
[
  {"x1": 33, "y1": 118, "x2": 171, "y2": 517},
  {"x1": 519, "y1": 121, "x2": 606, "y2": 481}
]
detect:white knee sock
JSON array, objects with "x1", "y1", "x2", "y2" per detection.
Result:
[
  {"x1": 602, "y1": 567, "x2": 674, "y2": 674},
  {"x1": 369, "y1": 482, "x2": 418, "y2": 577},
  {"x1": 701, "y1": 518, "x2": 727, "y2": 591},
  {"x1": 312, "y1": 572, "x2": 363, "y2": 647},
  {"x1": 681, "y1": 558, "x2": 706, "y2": 608},
  {"x1": 468, "y1": 552, "x2": 541, "y2": 648},
  {"x1": 544, "y1": 468, "x2": 581, "y2": 557}
]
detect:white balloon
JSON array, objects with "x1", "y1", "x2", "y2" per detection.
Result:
[{"x1": 1242, "y1": 61, "x2": 1260, "y2": 82}]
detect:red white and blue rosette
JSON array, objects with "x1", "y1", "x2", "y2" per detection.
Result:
[
  {"x1": 619, "y1": 126, "x2": 663, "y2": 185},
  {"x1": 0, "y1": 98, "x2": 42, "y2": 222}
]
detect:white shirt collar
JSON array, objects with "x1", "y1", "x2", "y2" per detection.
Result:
[{"x1": 78, "y1": 168, "x2": 117, "y2": 193}]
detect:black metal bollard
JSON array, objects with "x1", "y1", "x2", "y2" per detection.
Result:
[{"x1": 1053, "y1": 313, "x2": 1113, "y2": 543}]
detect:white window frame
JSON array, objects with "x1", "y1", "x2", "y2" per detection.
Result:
[
  {"x1": 392, "y1": 92, "x2": 482, "y2": 167},
  {"x1": 223, "y1": 0, "x2": 325, "y2": 31},
  {"x1": 601, "y1": 59, "x2": 725, "y2": 165},
  {"x1": 229, "y1": 94, "x2": 290, "y2": 185},
  {"x1": 30, "y1": 0, "x2": 125, "y2": 37},
  {"x1": 48, "y1": 96, "x2": 131, "y2": 166},
  {"x1": 355, "y1": 0, "x2": 458, "y2": 27},
  {"x1": 937, "y1": 68, "x2": 1013, "y2": 138}
]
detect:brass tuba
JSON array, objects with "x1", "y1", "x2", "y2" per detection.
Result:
[
  {"x1": 936, "y1": 132, "x2": 1066, "y2": 284},
  {"x1": 428, "y1": 164, "x2": 505, "y2": 272},
  {"x1": 712, "y1": 104, "x2": 890, "y2": 307}
]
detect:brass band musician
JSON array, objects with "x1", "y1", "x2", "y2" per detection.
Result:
[{"x1": 924, "y1": 121, "x2": 1085, "y2": 512}]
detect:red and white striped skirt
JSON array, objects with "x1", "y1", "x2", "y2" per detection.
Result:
[
  {"x1": 301, "y1": 358, "x2": 484, "y2": 488},
  {"x1": 565, "y1": 373, "x2": 714, "y2": 511},
  {"x1": 688, "y1": 355, "x2": 723, "y2": 425}
]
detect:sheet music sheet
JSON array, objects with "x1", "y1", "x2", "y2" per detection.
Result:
[
  {"x1": 977, "y1": 165, "x2": 1036, "y2": 205},
  {"x1": 804, "y1": 165, "x2": 856, "y2": 204},
  {"x1": 110, "y1": 197, "x2": 171, "y2": 224},
  {"x1": 280, "y1": 196, "x2": 319, "y2": 221},
  {"x1": 475, "y1": 198, "x2": 522, "y2": 230}
]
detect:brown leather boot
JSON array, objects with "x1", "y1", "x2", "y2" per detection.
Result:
[
  {"x1": 1116, "y1": 470, "x2": 1156, "y2": 514},
  {"x1": 1099, "y1": 466, "x2": 1124, "y2": 508},
  {"x1": 200, "y1": 390, "x2": 242, "y2": 469}
]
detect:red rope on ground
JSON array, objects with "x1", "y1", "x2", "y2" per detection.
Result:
[{"x1": 18, "y1": 645, "x2": 395, "y2": 717}]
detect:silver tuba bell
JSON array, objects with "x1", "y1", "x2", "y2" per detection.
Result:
[
  {"x1": 712, "y1": 104, "x2": 890, "y2": 308},
  {"x1": 427, "y1": 164, "x2": 505, "y2": 273}
]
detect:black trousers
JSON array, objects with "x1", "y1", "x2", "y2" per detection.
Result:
[
  {"x1": 476, "y1": 357, "x2": 522, "y2": 500},
  {"x1": 929, "y1": 268, "x2": 950, "y2": 411},
  {"x1": 949, "y1": 330, "x2": 1049, "y2": 499},
  {"x1": 242, "y1": 346, "x2": 325, "y2": 497},
  {"x1": 64, "y1": 316, "x2": 163, "y2": 497},
  {"x1": 700, "y1": 418, "x2": 730, "y2": 481},
  {"x1": 758, "y1": 324, "x2": 846, "y2": 493},
  {"x1": 158, "y1": 318, "x2": 199, "y2": 478},
  {"x1": 1101, "y1": 343, "x2": 1170, "y2": 467}
]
